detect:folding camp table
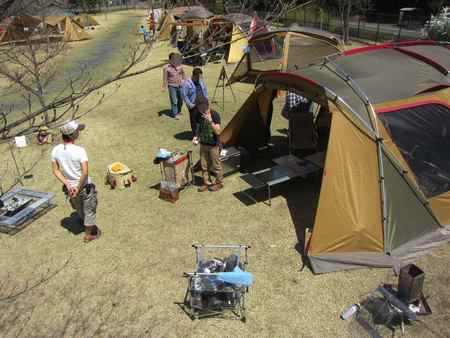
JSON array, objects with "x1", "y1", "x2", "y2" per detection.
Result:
[{"x1": 239, "y1": 154, "x2": 321, "y2": 206}]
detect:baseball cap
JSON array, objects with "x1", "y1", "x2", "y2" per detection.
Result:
[{"x1": 60, "y1": 120, "x2": 85, "y2": 136}]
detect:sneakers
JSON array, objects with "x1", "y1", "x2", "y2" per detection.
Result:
[
  {"x1": 198, "y1": 182, "x2": 224, "y2": 192},
  {"x1": 198, "y1": 185, "x2": 209, "y2": 192},
  {"x1": 83, "y1": 226, "x2": 101, "y2": 242}
]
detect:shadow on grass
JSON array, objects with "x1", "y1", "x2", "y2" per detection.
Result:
[
  {"x1": 285, "y1": 175, "x2": 322, "y2": 271},
  {"x1": 174, "y1": 131, "x2": 193, "y2": 141},
  {"x1": 60, "y1": 212, "x2": 84, "y2": 235},
  {"x1": 230, "y1": 135, "x2": 322, "y2": 270},
  {"x1": 233, "y1": 184, "x2": 287, "y2": 207}
]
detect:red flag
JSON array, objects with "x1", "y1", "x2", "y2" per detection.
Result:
[{"x1": 248, "y1": 14, "x2": 267, "y2": 39}]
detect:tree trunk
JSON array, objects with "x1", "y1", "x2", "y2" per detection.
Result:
[{"x1": 341, "y1": 0, "x2": 352, "y2": 44}]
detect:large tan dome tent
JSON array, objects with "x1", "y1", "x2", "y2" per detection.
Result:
[{"x1": 220, "y1": 41, "x2": 450, "y2": 273}]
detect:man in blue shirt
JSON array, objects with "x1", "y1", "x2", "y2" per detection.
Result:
[
  {"x1": 138, "y1": 25, "x2": 149, "y2": 42},
  {"x1": 181, "y1": 67, "x2": 208, "y2": 135}
]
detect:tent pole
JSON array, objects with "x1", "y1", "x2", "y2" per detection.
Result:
[
  {"x1": 324, "y1": 89, "x2": 376, "y2": 140},
  {"x1": 376, "y1": 139, "x2": 389, "y2": 253}
]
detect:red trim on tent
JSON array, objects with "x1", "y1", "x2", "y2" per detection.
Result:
[
  {"x1": 376, "y1": 99, "x2": 450, "y2": 114},
  {"x1": 344, "y1": 43, "x2": 394, "y2": 56},
  {"x1": 343, "y1": 40, "x2": 441, "y2": 56},
  {"x1": 395, "y1": 47, "x2": 449, "y2": 74}
]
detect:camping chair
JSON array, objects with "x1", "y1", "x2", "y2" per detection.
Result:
[{"x1": 288, "y1": 112, "x2": 318, "y2": 154}]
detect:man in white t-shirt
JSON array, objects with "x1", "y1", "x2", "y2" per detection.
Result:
[{"x1": 51, "y1": 120, "x2": 99, "y2": 242}]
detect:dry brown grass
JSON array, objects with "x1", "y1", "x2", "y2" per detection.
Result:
[{"x1": 0, "y1": 10, "x2": 449, "y2": 338}]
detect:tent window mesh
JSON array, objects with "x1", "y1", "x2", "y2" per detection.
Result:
[
  {"x1": 379, "y1": 103, "x2": 450, "y2": 198},
  {"x1": 249, "y1": 35, "x2": 285, "y2": 71},
  {"x1": 286, "y1": 36, "x2": 340, "y2": 72}
]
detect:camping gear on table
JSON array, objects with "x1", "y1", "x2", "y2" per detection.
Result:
[
  {"x1": 0, "y1": 187, "x2": 54, "y2": 234},
  {"x1": 106, "y1": 162, "x2": 136, "y2": 190},
  {"x1": 183, "y1": 244, "x2": 252, "y2": 321}
]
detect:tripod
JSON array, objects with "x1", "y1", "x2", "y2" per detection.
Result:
[{"x1": 211, "y1": 65, "x2": 236, "y2": 110}]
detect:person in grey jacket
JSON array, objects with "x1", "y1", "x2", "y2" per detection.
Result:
[{"x1": 181, "y1": 67, "x2": 208, "y2": 135}]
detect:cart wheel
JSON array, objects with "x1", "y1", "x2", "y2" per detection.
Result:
[{"x1": 240, "y1": 315, "x2": 246, "y2": 323}]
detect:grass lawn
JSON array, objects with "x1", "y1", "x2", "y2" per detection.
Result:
[{"x1": 0, "y1": 10, "x2": 449, "y2": 338}]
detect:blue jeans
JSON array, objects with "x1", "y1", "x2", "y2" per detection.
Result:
[{"x1": 168, "y1": 86, "x2": 183, "y2": 117}]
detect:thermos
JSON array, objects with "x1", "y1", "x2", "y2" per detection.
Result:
[{"x1": 340, "y1": 303, "x2": 360, "y2": 320}]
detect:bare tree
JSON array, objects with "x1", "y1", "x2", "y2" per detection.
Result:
[
  {"x1": 0, "y1": 11, "x2": 162, "y2": 142},
  {"x1": 427, "y1": 0, "x2": 447, "y2": 15},
  {"x1": 0, "y1": 0, "x2": 304, "y2": 194},
  {"x1": 0, "y1": 0, "x2": 304, "y2": 140}
]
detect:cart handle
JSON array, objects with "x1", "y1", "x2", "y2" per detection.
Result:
[{"x1": 192, "y1": 244, "x2": 251, "y2": 249}]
